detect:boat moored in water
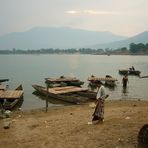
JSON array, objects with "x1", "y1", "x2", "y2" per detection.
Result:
[
  {"x1": 0, "y1": 84, "x2": 24, "y2": 110},
  {"x1": 119, "y1": 68, "x2": 141, "y2": 76},
  {"x1": 32, "y1": 84, "x2": 95, "y2": 104},
  {"x1": 88, "y1": 75, "x2": 118, "y2": 87},
  {"x1": 45, "y1": 76, "x2": 84, "y2": 87}
]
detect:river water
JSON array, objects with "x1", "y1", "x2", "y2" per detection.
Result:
[{"x1": 0, "y1": 54, "x2": 148, "y2": 110}]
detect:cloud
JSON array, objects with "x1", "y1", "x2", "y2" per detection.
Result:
[
  {"x1": 83, "y1": 10, "x2": 115, "y2": 15},
  {"x1": 66, "y1": 11, "x2": 78, "y2": 14},
  {"x1": 66, "y1": 10, "x2": 116, "y2": 15}
]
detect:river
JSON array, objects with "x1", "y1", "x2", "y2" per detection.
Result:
[{"x1": 0, "y1": 54, "x2": 148, "y2": 110}]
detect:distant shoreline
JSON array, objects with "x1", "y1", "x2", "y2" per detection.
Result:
[{"x1": 0, "y1": 53, "x2": 148, "y2": 55}]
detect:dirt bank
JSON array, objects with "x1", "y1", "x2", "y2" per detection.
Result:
[{"x1": 0, "y1": 100, "x2": 148, "y2": 148}]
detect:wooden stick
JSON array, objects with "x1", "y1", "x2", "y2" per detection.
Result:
[
  {"x1": 0, "y1": 102, "x2": 5, "y2": 115},
  {"x1": 45, "y1": 84, "x2": 48, "y2": 112}
]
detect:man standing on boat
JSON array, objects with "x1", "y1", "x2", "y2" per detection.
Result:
[{"x1": 92, "y1": 81, "x2": 108, "y2": 124}]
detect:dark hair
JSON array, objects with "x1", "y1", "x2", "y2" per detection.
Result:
[{"x1": 94, "y1": 80, "x2": 103, "y2": 85}]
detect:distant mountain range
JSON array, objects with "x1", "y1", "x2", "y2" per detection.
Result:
[
  {"x1": 93, "y1": 31, "x2": 148, "y2": 49},
  {"x1": 0, "y1": 27, "x2": 147, "y2": 50},
  {"x1": 0, "y1": 27, "x2": 126, "y2": 50}
]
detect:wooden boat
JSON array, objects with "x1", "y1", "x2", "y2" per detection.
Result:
[
  {"x1": 0, "y1": 79, "x2": 9, "y2": 83},
  {"x1": 119, "y1": 69, "x2": 129, "y2": 75},
  {"x1": 1, "y1": 85, "x2": 24, "y2": 110},
  {"x1": 32, "y1": 91, "x2": 72, "y2": 105},
  {"x1": 0, "y1": 79, "x2": 9, "y2": 90},
  {"x1": 104, "y1": 75, "x2": 117, "y2": 87},
  {"x1": 0, "y1": 85, "x2": 6, "y2": 91},
  {"x1": 128, "y1": 70, "x2": 141, "y2": 75},
  {"x1": 32, "y1": 84, "x2": 94, "y2": 104},
  {"x1": 88, "y1": 75, "x2": 118, "y2": 87},
  {"x1": 45, "y1": 76, "x2": 84, "y2": 87},
  {"x1": 119, "y1": 68, "x2": 141, "y2": 76}
]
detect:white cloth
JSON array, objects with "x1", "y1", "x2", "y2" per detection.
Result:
[{"x1": 96, "y1": 85, "x2": 106, "y2": 100}]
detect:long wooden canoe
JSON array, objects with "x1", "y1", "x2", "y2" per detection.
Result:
[
  {"x1": 88, "y1": 76, "x2": 117, "y2": 82},
  {"x1": 119, "y1": 69, "x2": 141, "y2": 76},
  {"x1": 45, "y1": 76, "x2": 84, "y2": 87},
  {"x1": 0, "y1": 79, "x2": 9, "y2": 83},
  {"x1": 32, "y1": 84, "x2": 91, "y2": 104},
  {"x1": 88, "y1": 75, "x2": 117, "y2": 87}
]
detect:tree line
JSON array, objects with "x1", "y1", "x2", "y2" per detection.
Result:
[
  {"x1": 0, "y1": 48, "x2": 105, "y2": 54},
  {"x1": 0, "y1": 43, "x2": 148, "y2": 55},
  {"x1": 129, "y1": 43, "x2": 148, "y2": 54}
]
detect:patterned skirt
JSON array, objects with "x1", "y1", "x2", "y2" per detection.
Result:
[{"x1": 92, "y1": 98, "x2": 104, "y2": 120}]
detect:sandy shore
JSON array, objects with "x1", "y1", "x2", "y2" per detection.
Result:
[{"x1": 0, "y1": 100, "x2": 148, "y2": 148}]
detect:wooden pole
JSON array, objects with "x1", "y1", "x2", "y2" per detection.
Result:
[
  {"x1": 45, "y1": 84, "x2": 48, "y2": 112},
  {"x1": 0, "y1": 102, "x2": 4, "y2": 115}
]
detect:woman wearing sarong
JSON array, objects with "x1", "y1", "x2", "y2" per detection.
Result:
[{"x1": 92, "y1": 81, "x2": 108, "y2": 124}]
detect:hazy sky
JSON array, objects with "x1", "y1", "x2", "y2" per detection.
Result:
[{"x1": 0, "y1": 0, "x2": 148, "y2": 36}]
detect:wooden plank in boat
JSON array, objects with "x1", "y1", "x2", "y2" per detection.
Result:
[
  {"x1": 0, "y1": 90, "x2": 23, "y2": 100},
  {"x1": 50, "y1": 86, "x2": 76, "y2": 91},
  {"x1": 88, "y1": 77, "x2": 117, "y2": 81},
  {"x1": 47, "y1": 86, "x2": 88, "y2": 94},
  {"x1": 0, "y1": 85, "x2": 6, "y2": 90}
]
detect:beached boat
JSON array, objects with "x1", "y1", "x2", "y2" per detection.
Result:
[
  {"x1": 88, "y1": 75, "x2": 118, "y2": 87},
  {"x1": 45, "y1": 76, "x2": 84, "y2": 87},
  {"x1": 32, "y1": 84, "x2": 94, "y2": 104},
  {"x1": 0, "y1": 85, "x2": 24, "y2": 110}
]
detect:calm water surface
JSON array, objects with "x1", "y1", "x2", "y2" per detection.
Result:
[{"x1": 0, "y1": 54, "x2": 148, "y2": 110}]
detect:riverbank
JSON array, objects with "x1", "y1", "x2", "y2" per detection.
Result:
[{"x1": 0, "y1": 100, "x2": 148, "y2": 148}]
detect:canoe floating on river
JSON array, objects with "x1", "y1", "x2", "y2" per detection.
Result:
[
  {"x1": 119, "y1": 69, "x2": 141, "y2": 76},
  {"x1": 88, "y1": 75, "x2": 118, "y2": 87},
  {"x1": 45, "y1": 76, "x2": 84, "y2": 87},
  {"x1": 32, "y1": 84, "x2": 95, "y2": 104},
  {"x1": 0, "y1": 79, "x2": 9, "y2": 83}
]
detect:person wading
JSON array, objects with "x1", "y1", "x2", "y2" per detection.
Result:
[{"x1": 122, "y1": 74, "x2": 129, "y2": 88}]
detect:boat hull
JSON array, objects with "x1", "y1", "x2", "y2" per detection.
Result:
[
  {"x1": 119, "y1": 69, "x2": 141, "y2": 76},
  {"x1": 3, "y1": 84, "x2": 24, "y2": 110},
  {"x1": 32, "y1": 85, "x2": 90, "y2": 104}
]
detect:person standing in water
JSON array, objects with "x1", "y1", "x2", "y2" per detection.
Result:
[{"x1": 122, "y1": 74, "x2": 129, "y2": 88}]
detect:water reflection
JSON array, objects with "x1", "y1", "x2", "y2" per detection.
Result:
[{"x1": 122, "y1": 87, "x2": 129, "y2": 97}]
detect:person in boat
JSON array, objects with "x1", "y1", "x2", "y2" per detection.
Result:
[
  {"x1": 92, "y1": 81, "x2": 109, "y2": 124},
  {"x1": 132, "y1": 66, "x2": 135, "y2": 70},
  {"x1": 129, "y1": 66, "x2": 135, "y2": 70},
  {"x1": 122, "y1": 74, "x2": 128, "y2": 88}
]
